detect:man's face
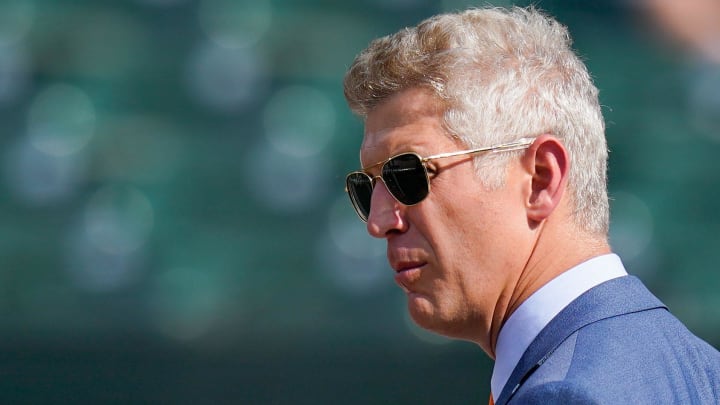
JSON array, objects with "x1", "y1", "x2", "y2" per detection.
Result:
[{"x1": 360, "y1": 88, "x2": 533, "y2": 346}]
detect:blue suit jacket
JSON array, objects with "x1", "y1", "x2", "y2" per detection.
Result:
[{"x1": 497, "y1": 276, "x2": 720, "y2": 404}]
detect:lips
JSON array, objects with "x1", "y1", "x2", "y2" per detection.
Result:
[{"x1": 392, "y1": 261, "x2": 424, "y2": 292}]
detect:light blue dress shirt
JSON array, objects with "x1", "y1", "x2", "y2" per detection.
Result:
[{"x1": 490, "y1": 254, "x2": 628, "y2": 402}]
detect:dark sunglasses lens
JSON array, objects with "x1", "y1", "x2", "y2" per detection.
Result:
[
  {"x1": 346, "y1": 173, "x2": 373, "y2": 220},
  {"x1": 382, "y1": 154, "x2": 429, "y2": 205}
]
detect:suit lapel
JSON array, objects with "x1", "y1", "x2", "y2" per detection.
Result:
[{"x1": 496, "y1": 276, "x2": 667, "y2": 405}]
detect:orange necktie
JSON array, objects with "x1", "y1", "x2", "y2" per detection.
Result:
[{"x1": 489, "y1": 394, "x2": 494, "y2": 405}]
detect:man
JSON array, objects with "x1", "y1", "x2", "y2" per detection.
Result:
[{"x1": 342, "y1": 6, "x2": 720, "y2": 404}]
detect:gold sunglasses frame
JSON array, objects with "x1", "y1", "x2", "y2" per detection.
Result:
[{"x1": 345, "y1": 137, "x2": 536, "y2": 222}]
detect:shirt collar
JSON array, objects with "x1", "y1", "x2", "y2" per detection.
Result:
[{"x1": 490, "y1": 253, "x2": 628, "y2": 401}]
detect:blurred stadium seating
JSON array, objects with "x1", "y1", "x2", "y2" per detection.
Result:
[{"x1": 0, "y1": 0, "x2": 717, "y2": 403}]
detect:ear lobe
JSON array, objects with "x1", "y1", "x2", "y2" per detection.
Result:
[{"x1": 525, "y1": 135, "x2": 569, "y2": 224}]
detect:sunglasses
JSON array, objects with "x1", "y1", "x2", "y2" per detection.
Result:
[{"x1": 345, "y1": 137, "x2": 535, "y2": 222}]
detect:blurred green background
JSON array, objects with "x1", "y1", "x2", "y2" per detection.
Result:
[{"x1": 1, "y1": 0, "x2": 718, "y2": 403}]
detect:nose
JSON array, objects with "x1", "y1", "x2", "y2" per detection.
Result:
[{"x1": 366, "y1": 179, "x2": 408, "y2": 238}]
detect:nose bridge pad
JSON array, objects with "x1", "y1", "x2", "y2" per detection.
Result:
[{"x1": 371, "y1": 175, "x2": 382, "y2": 188}]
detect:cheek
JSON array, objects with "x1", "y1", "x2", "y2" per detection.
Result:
[
  {"x1": 413, "y1": 169, "x2": 526, "y2": 265},
  {"x1": 413, "y1": 185, "x2": 486, "y2": 255},
  {"x1": 426, "y1": 187, "x2": 525, "y2": 277},
  {"x1": 430, "y1": 188, "x2": 498, "y2": 242}
]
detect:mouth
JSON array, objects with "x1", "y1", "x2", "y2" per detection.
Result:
[{"x1": 392, "y1": 261, "x2": 425, "y2": 292}]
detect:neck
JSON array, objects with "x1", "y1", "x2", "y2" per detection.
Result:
[{"x1": 486, "y1": 218, "x2": 611, "y2": 357}]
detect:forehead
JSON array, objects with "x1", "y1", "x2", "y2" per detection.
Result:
[{"x1": 360, "y1": 88, "x2": 457, "y2": 165}]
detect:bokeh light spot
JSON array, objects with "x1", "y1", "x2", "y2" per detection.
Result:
[
  {"x1": 327, "y1": 196, "x2": 384, "y2": 260},
  {"x1": 264, "y1": 85, "x2": 336, "y2": 158},
  {"x1": 186, "y1": 42, "x2": 266, "y2": 112},
  {"x1": 84, "y1": 184, "x2": 155, "y2": 256},
  {"x1": 317, "y1": 196, "x2": 388, "y2": 294},
  {"x1": 198, "y1": 0, "x2": 272, "y2": 48},
  {"x1": 3, "y1": 137, "x2": 85, "y2": 206},
  {"x1": 245, "y1": 141, "x2": 329, "y2": 213},
  {"x1": 28, "y1": 83, "x2": 96, "y2": 157},
  {"x1": 65, "y1": 225, "x2": 145, "y2": 293},
  {"x1": 609, "y1": 191, "x2": 655, "y2": 262},
  {"x1": 689, "y1": 66, "x2": 720, "y2": 141}
]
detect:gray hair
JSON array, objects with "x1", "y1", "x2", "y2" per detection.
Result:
[{"x1": 343, "y1": 6, "x2": 609, "y2": 235}]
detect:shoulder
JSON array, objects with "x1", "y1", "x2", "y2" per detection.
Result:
[
  {"x1": 510, "y1": 381, "x2": 601, "y2": 404},
  {"x1": 499, "y1": 277, "x2": 720, "y2": 404},
  {"x1": 510, "y1": 310, "x2": 720, "y2": 404}
]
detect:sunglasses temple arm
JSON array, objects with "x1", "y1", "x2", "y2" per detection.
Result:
[{"x1": 424, "y1": 137, "x2": 535, "y2": 161}]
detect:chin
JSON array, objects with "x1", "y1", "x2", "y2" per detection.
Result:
[
  {"x1": 407, "y1": 294, "x2": 475, "y2": 341},
  {"x1": 407, "y1": 296, "x2": 456, "y2": 338}
]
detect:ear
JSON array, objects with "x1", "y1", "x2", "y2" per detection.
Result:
[{"x1": 523, "y1": 135, "x2": 569, "y2": 224}]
